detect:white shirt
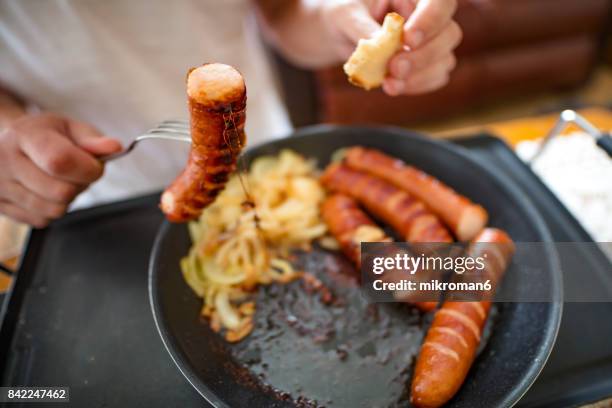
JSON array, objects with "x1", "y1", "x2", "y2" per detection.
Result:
[{"x1": 0, "y1": 0, "x2": 292, "y2": 207}]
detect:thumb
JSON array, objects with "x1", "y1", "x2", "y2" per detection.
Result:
[
  {"x1": 67, "y1": 120, "x2": 123, "y2": 157},
  {"x1": 334, "y1": 1, "x2": 382, "y2": 44}
]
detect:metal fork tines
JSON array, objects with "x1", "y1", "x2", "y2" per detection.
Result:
[{"x1": 100, "y1": 120, "x2": 191, "y2": 162}]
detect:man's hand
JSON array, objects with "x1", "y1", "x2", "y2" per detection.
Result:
[
  {"x1": 0, "y1": 114, "x2": 122, "y2": 227},
  {"x1": 323, "y1": 0, "x2": 461, "y2": 95}
]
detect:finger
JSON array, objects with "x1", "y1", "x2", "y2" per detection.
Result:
[
  {"x1": 369, "y1": 0, "x2": 392, "y2": 21},
  {"x1": 388, "y1": 21, "x2": 461, "y2": 78},
  {"x1": 67, "y1": 119, "x2": 122, "y2": 157},
  {"x1": 12, "y1": 153, "x2": 79, "y2": 204},
  {"x1": 402, "y1": 53, "x2": 455, "y2": 89},
  {"x1": 405, "y1": 71, "x2": 450, "y2": 94},
  {"x1": 0, "y1": 200, "x2": 49, "y2": 228},
  {"x1": 391, "y1": 0, "x2": 416, "y2": 18},
  {"x1": 383, "y1": 71, "x2": 449, "y2": 95},
  {"x1": 404, "y1": 0, "x2": 458, "y2": 48},
  {"x1": 19, "y1": 129, "x2": 104, "y2": 184},
  {"x1": 0, "y1": 180, "x2": 67, "y2": 220},
  {"x1": 337, "y1": 38, "x2": 360, "y2": 60},
  {"x1": 383, "y1": 53, "x2": 455, "y2": 95},
  {"x1": 382, "y1": 77, "x2": 405, "y2": 96},
  {"x1": 334, "y1": 1, "x2": 382, "y2": 44}
]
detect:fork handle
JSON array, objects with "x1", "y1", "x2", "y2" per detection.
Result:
[
  {"x1": 98, "y1": 133, "x2": 191, "y2": 162},
  {"x1": 99, "y1": 150, "x2": 130, "y2": 163}
]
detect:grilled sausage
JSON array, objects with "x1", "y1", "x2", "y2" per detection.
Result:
[
  {"x1": 410, "y1": 228, "x2": 515, "y2": 408},
  {"x1": 463, "y1": 228, "x2": 515, "y2": 291},
  {"x1": 321, "y1": 164, "x2": 453, "y2": 243},
  {"x1": 160, "y1": 63, "x2": 247, "y2": 222},
  {"x1": 322, "y1": 194, "x2": 437, "y2": 312},
  {"x1": 321, "y1": 164, "x2": 453, "y2": 312},
  {"x1": 321, "y1": 194, "x2": 389, "y2": 266},
  {"x1": 344, "y1": 147, "x2": 488, "y2": 241}
]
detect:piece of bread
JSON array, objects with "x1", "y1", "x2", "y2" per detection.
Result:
[{"x1": 343, "y1": 12, "x2": 405, "y2": 90}]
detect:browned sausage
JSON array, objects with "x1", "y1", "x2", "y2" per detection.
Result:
[
  {"x1": 321, "y1": 164, "x2": 453, "y2": 243},
  {"x1": 321, "y1": 194, "x2": 389, "y2": 267},
  {"x1": 322, "y1": 194, "x2": 437, "y2": 312},
  {"x1": 344, "y1": 147, "x2": 488, "y2": 241},
  {"x1": 410, "y1": 228, "x2": 515, "y2": 408},
  {"x1": 321, "y1": 164, "x2": 452, "y2": 312},
  {"x1": 160, "y1": 63, "x2": 247, "y2": 222}
]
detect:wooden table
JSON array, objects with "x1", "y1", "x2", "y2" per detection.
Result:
[{"x1": 434, "y1": 107, "x2": 612, "y2": 145}]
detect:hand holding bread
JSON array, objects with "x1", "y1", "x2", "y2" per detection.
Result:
[{"x1": 325, "y1": 0, "x2": 461, "y2": 95}]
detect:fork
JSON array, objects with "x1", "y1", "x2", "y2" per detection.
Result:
[{"x1": 99, "y1": 120, "x2": 191, "y2": 162}]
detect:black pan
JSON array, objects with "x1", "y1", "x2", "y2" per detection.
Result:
[{"x1": 149, "y1": 125, "x2": 562, "y2": 408}]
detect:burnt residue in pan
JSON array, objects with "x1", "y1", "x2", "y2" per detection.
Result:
[
  {"x1": 230, "y1": 247, "x2": 425, "y2": 407},
  {"x1": 228, "y1": 246, "x2": 500, "y2": 407}
]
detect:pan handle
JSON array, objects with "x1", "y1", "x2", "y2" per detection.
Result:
[
  {"x1": 529, "y1": 110, "x2": 611, "y2": 164},
  {"x1": 596, "y1": 134, "x2": 612, "y2": 158}
]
